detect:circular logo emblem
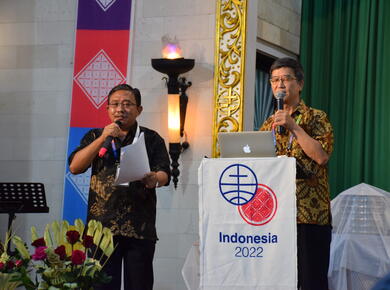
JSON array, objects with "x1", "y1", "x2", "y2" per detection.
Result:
[
  {"x1": 238, "y1": 184, "x2": 277, "y2": 226},
  {"x1": 219, "y1": 164, "x2": 258, "y2": 206}
]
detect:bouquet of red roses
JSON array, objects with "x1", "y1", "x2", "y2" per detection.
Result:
[{"x1": 13, "y1": 219, "x2": 114, "y2": 290}]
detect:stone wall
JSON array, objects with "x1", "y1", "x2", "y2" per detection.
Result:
[{"x1": 257, "y1": 0, "x2": 302, "y2": 55}]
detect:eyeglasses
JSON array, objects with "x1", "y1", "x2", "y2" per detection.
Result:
[
  {"x1": 269, "y1": 75, "x2": 297, "y2": 85},
  {"x1": 108, "y1": 101, "x2": 137, "y2": 109}
]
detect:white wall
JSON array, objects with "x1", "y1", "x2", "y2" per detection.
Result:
[
  {"x1": 130, "y1": 1, "x2": 215, "y2": 288},
  {"x1": 0, "y1": 0, "x2": 215, "y2": 289},
  {"x1": 0, "y1": 0, "x2": 75, "y2": 241}
]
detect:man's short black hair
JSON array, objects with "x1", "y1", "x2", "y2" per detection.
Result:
[
  {"x1": 269, "y1": 57, "x2": 304, "y2": 81},
  {"x1": 107, "y1": 84, "x2": 141, "y2": 106}
]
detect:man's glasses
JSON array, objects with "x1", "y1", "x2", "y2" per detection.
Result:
[
  {"x1": 108, "y1": 101, "x2": 137, "y2": 109},
  {"x1": 269, "y1": 75, "x2": 297, "y2": 85}
]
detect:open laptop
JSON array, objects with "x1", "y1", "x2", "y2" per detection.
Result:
[{"x1": 218, "y1": 131, "x2": 276, "y2": 158}]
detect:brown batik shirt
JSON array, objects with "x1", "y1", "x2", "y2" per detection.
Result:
[
  {"x1": 69, "y1": 122, "x2": 171, "y2": 241},
  {"x1": 261, "y1": 99, "x2": 334, "y2": 225}
]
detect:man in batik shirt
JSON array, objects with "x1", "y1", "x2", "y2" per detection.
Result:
[
  {"x1": 260, "y1": 58, "x2": 334, "y2": 290},
  {"x1": 69, "y1": 84, "x2": 171, "y2": 290}
]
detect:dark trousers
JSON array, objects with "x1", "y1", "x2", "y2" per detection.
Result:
[
  {"x1": 95, "y1": 236, "x2": 156, "y2": 290},
  {"x1": 297, "y1": 224, "x2": 332, "y2": 290}
]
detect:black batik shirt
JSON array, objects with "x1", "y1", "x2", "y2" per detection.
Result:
[{"x1": 68, "y1": 123, "x2": 171, "y2": 241}]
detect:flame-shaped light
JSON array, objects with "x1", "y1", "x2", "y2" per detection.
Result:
[{"x1": 162, "y1": 43, "x2": 182, "y2": 59}]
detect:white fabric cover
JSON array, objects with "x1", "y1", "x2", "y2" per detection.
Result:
[
  {"x1": 182, "y1": 242, "x2": 200, "y2": 290},
  {"x1": 328, "y1": 183, "x2": 390, "y2": 290},
  {"x1": 198, "y1": 157, "x2": 297, "y2": 290}
]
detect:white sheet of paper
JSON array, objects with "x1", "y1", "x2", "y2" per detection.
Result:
[{"x1": 113, "y1": 132, "x2": 150, "y2": 186}]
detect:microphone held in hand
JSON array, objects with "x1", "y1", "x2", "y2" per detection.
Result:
[
  {"x1": 98, "y1": 120, "x2": 122, "y2": 158},
  {"x1": 275, "y1": 91, "x2": 286, "y2": 134}
]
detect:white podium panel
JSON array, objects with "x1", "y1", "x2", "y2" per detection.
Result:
[{"x1": 198, "y1": 157, "x2": 297, "y2": 290}]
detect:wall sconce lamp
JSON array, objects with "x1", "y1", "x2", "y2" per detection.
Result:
[{"x1": 152, "y1": 48, "x2": 194, "y2": 188}]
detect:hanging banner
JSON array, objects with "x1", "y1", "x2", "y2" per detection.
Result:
[
  {"x1": 198, "y1": 157, "x2": 297, "y2": 290},
  {"x1": 63, "y1": 0, "x2": 132, "y2": 223}
]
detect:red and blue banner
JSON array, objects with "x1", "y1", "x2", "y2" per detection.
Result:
[{"x1": 63, "y1": 0, "x2": 132, "y2": 222}]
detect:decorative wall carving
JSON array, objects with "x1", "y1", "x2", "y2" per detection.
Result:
[{"x1": 212, "y1": 0, "x2": 247, "y2": 157}]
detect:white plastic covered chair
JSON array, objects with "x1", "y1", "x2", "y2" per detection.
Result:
[{"x1": 328, "y1": 183, "x2": 390, "y2": 290}]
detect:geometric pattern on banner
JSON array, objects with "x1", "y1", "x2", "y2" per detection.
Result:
[
  {"x1": 77, "y1": 0, "x2": 132, "y2": 31},
  {"x1": 65, "y1": 168, "x2": 91, "y2": 205},
  {"x1": 63, "y1": 175, "x2": 88, "y2": 224},
  {"x1": 74, "y1": 49, "x2": 125, "y2": 109},
  {"x1": 63, "y1": 126, "x2": 94, "y2": 223},
  {"x1": 95, "y1": 0, "x2": 117, "y2": 12}
]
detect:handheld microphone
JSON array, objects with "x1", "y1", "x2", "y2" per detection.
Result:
[
  {"x1": 275, "y1": 91, "x2": 286, "y2": 134},
  {"x1": 98, "y1": 120, "x2": 122, "y2": 158}
]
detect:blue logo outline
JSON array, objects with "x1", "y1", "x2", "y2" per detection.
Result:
[{"x1": 219, "y1": 164, "x2": 258, "y2": 206}]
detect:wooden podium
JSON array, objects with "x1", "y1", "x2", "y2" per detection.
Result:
[{"x1": 198, "y1": 157, "x2": 297, "y2": 290}]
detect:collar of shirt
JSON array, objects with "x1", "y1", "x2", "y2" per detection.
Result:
[
  {"x1": 291, "y1": 99, "x2": 309, "y2": 118},
  {"x1": 120, "y1": 121, "x2": 139, "y2": 145}
]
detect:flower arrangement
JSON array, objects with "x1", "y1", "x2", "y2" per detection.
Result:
[
  {"x1": 0, "y1": 219, "x2": 114, "y2": 290},
  {"x1": 0, "y1": 230, "x2": 31, "y2": 290}
]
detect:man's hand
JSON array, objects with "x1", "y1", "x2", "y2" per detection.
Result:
[
  {"x1": 142, "y1": 171, "x2": 169, "y2": 189},
  {"x1": 101, "y1": 122, "x2": 122, "y2": 140},
  {"x1": 273, "y1": 110, "x2": 298, "y2": 132},
  {"x1": 142, "y1": 172, "x2": 159, "y2": 188}
]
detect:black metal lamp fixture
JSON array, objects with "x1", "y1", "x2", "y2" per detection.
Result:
[{"x1": 151, "y1": 57, "x2": 195, "y2": 188}]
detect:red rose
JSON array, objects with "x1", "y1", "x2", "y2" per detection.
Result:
[
  {"x1": 15, "y1": 260, "x2": 23, "y2": 267},
  {"x1": 6, "y1": 260, "x2": 15, "y2": 269},
  {"x1": 0, "y1": 262, "x2": 4, "y2": 270},
  {"x1": 31, "y1": 237, "x2": 46, "y2": 248},
  {"x1": 66, "y1": 230, "x2": 80, "y2": 245},
  {"x1": 54, "y1": 245, "x2": 67, "y2": 260},
  {"x1": 71, "y1": 250, "x2": 86, "y2": 265},
  {"x1": 82, "y1": 235, "x2": 94, "y2": 248},
  {"x1": 32, "y1": 246, "x2": 47, "y2": 261}
]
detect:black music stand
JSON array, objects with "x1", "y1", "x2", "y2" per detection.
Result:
[{"x1": 0, "y1": 183, "x2": 49, "y2": 232}]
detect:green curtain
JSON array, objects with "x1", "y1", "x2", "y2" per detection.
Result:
[
  {"x1": 300, "y1": 0, "x2": 390, "y2": 198},
  {"x1": 254, "y1": 69, "x2": 273, "y2": 130}
]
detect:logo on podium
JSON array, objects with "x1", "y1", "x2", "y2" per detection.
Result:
[
  {"x1": 219, "y1": 164, "x2": 278, "y2": 226},
  {"x1": 219, "y1": 164, "x2": 258, "y2": 206},
  {"x1": 238, "y1": 184, "x2": 278, "y2": 226}
]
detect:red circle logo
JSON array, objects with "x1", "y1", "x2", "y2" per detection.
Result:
[{"x1": 238, "y1": 184, "x2": 277, "y2": 226}]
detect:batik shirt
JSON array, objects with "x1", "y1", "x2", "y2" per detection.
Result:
[
  {"x1": 261, "y1": 100, "x2": 334, "y2": 225},
  {"x1": 69, "y1": 122, "x2": 171, "y2": 241}
]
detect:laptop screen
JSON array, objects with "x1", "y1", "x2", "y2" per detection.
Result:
[{"x1": 218, "y1": 131, "x2": 276, "y2": 158}]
